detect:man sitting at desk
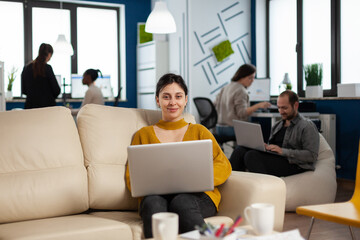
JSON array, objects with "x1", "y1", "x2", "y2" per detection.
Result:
[{"x1": 230, "y1": 90, "x2": 319, "y2": 177}]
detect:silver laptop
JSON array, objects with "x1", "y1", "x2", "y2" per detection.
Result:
[
  {"x1": 127, "y1": 139, "x2": 214, "y2": 197},
  {"x1": 233, "y1": 119, "x2": 278, "y2": 154}
]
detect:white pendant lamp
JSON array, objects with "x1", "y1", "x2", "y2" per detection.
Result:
[
  {"x1": 54, "y1": 1, "x2": 74, "y2": 56},
  {"x1": 145, "y1": 1, "x2": 176, "y2": 34},
  {"x1": 54, "y1": 34, "x2": 74, "y2": 56}
]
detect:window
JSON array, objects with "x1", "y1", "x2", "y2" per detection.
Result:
[
  {"x1": 303, "y1": 0, "x2": 331, "y2": 90},
  {"x1": 0, "y1": 0, "x2": 124, "y2": 99},
  {"x1": 77, "y1": 7, "x2": 119, "y2": 97},
  {"x1": 260, "y1": 0, "x2": 360, "y2": 96},
  {"x1": 341, "y1": 0, "x2": 360, "y2": 84},
  {"x1": 269, "y1": 0, "x2": 297, "y2": 95},
  {"x1": 0, "y1": 1, "x2": 24, "y2": 96},
  {"x1": 32, "y1": 7, "x2": 72, "y2": 93}
]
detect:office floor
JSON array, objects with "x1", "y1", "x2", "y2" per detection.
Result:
[
  {"x1": 283, "y1": 179, "x2": 360, "y2": 239},
  {"x1": 223, "y1": 145, "x2": 360, "y2": 239}
]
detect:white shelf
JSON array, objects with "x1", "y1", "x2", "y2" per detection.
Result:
[{"x1": 136, "y1": 40, "x2": 169, "y2": 110}]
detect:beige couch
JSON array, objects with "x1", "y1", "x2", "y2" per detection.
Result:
[{"x1": 0, "y1": 104, "x2": 286, "y2": 239}]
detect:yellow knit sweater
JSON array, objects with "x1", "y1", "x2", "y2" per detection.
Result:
[{"x1": 125, "y1": 118, "x2": 232, "y2": 210}]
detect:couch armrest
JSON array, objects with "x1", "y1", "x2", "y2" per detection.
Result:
[{"x1": 217, "y1": 171, "x2": 286, "y2": 231}]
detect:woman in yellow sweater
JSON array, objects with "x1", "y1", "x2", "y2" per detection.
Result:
[{"x1": 126, "y1": 73, "x2": 232, "y2": 238}]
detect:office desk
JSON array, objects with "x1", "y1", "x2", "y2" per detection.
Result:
[{"x1": 251, "y1": 112, "x2": 320, "y2": 126}]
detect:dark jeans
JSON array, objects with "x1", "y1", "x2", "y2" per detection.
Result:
[
  {"x1": 139, "y1": 192, "x2": 216, "y2": 238},
  {"x1": 229, "y1": 146, "x2": 307, "y2": 177}
]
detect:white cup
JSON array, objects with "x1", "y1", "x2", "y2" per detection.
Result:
[
  {"x1": 244, "y1": 203, "x2": 274, "y2": 235},
  {"x1": 152, "y1": 212, "x2": 179, "y2": 240}
]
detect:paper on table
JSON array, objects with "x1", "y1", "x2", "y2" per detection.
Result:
[
  {"x1": 238, "y1": 229, "x2": 305, "y2": 240},
  {"x1": 179, "y1": 228, "x2": 246, "y2": 240}
]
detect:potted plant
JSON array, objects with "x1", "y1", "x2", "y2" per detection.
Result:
[
  {"x1": 6, "y1": 67, "x2": 17, "y2": 100},
  {"x1": 304, "y1": 63, "x2": 323, "y2": 98}
]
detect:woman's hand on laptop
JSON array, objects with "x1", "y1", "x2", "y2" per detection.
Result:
[{"x1": 265, "y1": 144, "x2": 282, "y2": 154}]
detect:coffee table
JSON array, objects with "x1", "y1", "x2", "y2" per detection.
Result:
[{"x1": 156, "y1": 225, "x2": 279, "y2": 239}]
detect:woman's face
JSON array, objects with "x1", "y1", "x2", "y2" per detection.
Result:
[
  {"x1": 240, "y1": 72, "x2": 256, "y2": 88},
  {"x1": 82, "y1": 74, "x2": 92, "y2": 85},
  {"x1": 45, "y1": 53, "x2": 52, "y2": 63},
  {"x1": 156, "y1": 82, "x2": 188, "y2": 122}
]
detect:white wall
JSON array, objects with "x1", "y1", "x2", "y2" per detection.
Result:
[{"x1": 167, "y1": 0, "x2": 252, "y2": 118}]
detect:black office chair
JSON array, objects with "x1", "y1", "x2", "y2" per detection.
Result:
[
  {"x1": 193, "y1": 97, "x2": 236, "y2": 148},
  {"x1": 193, "y1": 97, "x2": 218, "y2": 129}
]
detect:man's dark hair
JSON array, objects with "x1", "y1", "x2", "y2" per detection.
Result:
[{"x1": 279, "y1": 90, "x2": 299, "y2": 106}]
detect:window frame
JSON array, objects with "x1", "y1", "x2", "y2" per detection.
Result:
[
  {"x1": 264, "y1": 0, "x2": 341, "y2": 97},
  {"x1": 3, "y1": 0, "x2": 123, "y2": 99}
]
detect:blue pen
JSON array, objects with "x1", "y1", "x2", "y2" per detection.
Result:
[{"x1": 205, "y1": 224, "x2": 214, "y2": 235}]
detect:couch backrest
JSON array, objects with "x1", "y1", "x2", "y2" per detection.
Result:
[
  {"x1": 77, "y1": 104, "x2": 196, "y2": 210},
  {"x1": 0, "y1": 107, "x2": 88, "y2": 223}
]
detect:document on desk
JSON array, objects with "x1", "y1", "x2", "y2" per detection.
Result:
[{"x1": 238, "y1": 229, "x2": 305, "y2": 240}]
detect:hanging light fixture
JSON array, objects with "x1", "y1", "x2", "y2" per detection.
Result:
[
  {"x1": 54, "y1": 34, "x2": 74, "y2": 56},
  {"x1": 145, "y1": 1, "x2": 176, "y2": 34},
  {"x1": 54, "y1": 1, "x2": 74, "y2": 56}
]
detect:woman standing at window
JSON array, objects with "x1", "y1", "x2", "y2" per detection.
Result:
[{"x1": 21, "y1": 43, "x2": 60, "y2": 109}]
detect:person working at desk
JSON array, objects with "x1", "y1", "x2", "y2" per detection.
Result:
[
  {"x1": 125, "y1": 73, "x2": 232, "y2": 238},
  {"x1": 214, "y1": 64, "x2": 271, "y2": 137},
  {"x1": 71, "y1": 69, "x2": 104, "y2": 116},
  {"x1": 21, "y1": 43, "x2": 61, "y2": 109},
  {"x1": 230, "y1": 90, "x2": 320, "y2": 177}
]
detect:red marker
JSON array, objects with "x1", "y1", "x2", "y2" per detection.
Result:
[
  {"x1": 224, "y1": 216, "x2": 243, "y2": 236},
  {"x1": 215, "y1": 223, "x2": 225, "y2": 237}
]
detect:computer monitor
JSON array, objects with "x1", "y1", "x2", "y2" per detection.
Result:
[
  {"x1": 96, "y1": 75, "x2": 113, "y2": 98},
  {"x1": 247, "y1": 78, "x2": 271, "y2": 102},
  {"x1": 71, "y1": 74, "x2": 88, "y2": 98},
  {"x1": 71, "y1": 74, "x2": 114, "y2": 99}
]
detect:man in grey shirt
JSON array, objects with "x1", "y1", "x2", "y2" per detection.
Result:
[{"x1": 229, "y1": 90, "x2": 319, "y2": 177}]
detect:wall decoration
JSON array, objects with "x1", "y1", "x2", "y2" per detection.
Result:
[
  {"x1": 138, "y1": 23, "x2": 153, "y2": 44},
  {"x1": 189, "y1": 0, "x2": 251, "y2": 97},
  {"x1": 212, "y1": 40, "x2": 234, "y2": 62}
]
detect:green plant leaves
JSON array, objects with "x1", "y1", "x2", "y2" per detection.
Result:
[
  {"x1": 304, "y1": 63, "x2": 323, "y2": 86},
  {"x1": 7, "y1": 67, "x2": 17, "y2": 92}
]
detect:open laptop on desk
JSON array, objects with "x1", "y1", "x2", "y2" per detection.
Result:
[
  {"x1": 233, "y1": 120, "x2": 279, "y2": 155},
  {"x1": 127, "y1": 140, "x2": 214, "y2": 197}
]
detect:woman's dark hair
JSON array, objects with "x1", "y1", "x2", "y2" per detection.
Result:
[
  {"x1": 156, "y1": 73, "x2": 188, "y2": 97},
  {"x1": 231, "y1": 63, "x2": 256, "y2": 82},
  {"x1": 84, "y1": 69, "x2": 103, "y2": 82},
  {"x1": 33, "y1": 43, "x2": 53, "y2": 78}
]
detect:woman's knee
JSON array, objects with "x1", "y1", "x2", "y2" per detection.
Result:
[
  {"x1": 168, "y1": 193, "x2": 198, "y2": 213},
  {"x1": 140, "y1": 195, "x2": 168, "y2": 215}
]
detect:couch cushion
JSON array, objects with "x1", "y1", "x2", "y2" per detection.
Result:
[
  {"x1": 77, "y1": 105, "x2": 196, "y2": 210},
  {"x1": 91, "y1": 211, "x2": 143, "y2": 240},
  {"x1": 0, "y1": 214, "x2": 132, "y2": 240},
  {"x1": 0, "y1": 107, "x2": 88, "y2": 223}
]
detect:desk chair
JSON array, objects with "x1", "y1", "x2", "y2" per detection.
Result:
[
  {"x1": 296, "y1": 141, "x2": 360, "y2": 240},
  {"x1": 193, "y1": 97, "x2": 236, "y2": 148}
]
